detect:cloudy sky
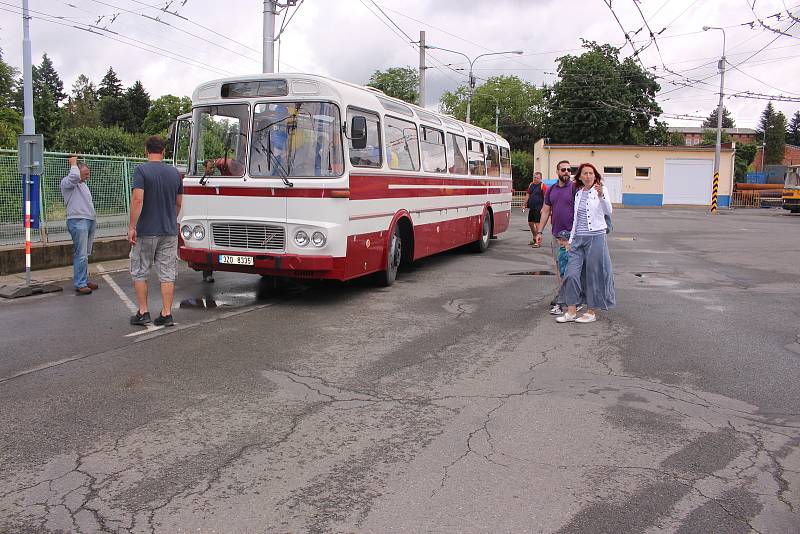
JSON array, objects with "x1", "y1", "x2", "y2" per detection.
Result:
[{"x1": 1, "y1": 0, "x2": 798, "y2": 129}]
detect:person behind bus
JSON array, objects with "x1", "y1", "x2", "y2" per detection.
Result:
[
  {"x1": 556, "y1": 162, "x2": 615, "y2": 324},
  {"x1": 522, "y1": 171, "x2": 547, "y2": 247}
]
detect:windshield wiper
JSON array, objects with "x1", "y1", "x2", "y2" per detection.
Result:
[{"x1": 255, "y1": 133, "x2": 293, "y2": 187}]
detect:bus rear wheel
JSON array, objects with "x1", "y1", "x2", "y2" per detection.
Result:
[
  {"x1": 472, "y1": 210, "x2": 493, "y2": 253},
  {"x1": 376, "y1": 225, "x2": 402, "y2": 287}
]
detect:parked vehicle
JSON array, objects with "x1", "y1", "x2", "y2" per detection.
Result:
[
  {"x1": 171, "y1": 74, "x2": 512, "y2": 285},
  {"x1": 783, "y1": 165, "x2": 800, "y2": 213}
]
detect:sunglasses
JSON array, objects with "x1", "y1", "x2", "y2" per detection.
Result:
[{"x1": 558, "y1": 168, "x2": 571, "y2": 172}]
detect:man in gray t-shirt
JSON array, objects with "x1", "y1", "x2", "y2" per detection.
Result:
[{"x1": 128, "y1": 135, "x2": 183, "y2": 327}]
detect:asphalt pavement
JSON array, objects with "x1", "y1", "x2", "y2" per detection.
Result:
[{"x1": 1, "y1": 207, "x2": 798, "y2": 533}]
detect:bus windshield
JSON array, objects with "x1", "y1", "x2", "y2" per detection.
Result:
[
  {"x1": 190, "y1": 104, "x2": 250, "y2": 177},
  {"x1": 249, "y1": 102, "x2": 343, "y2": 178}
]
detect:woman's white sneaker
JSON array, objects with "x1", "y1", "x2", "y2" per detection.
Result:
[
  {"x1": 575, "y1": 313, "x2": 596, "y2": 323},
  {"x1": 556, "y1": 312, "x2": 577, "y2": 323}
]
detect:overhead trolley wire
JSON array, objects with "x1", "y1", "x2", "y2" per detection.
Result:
[{"x1": 0, "y1": 4, "x2": 234, "y2": 76}]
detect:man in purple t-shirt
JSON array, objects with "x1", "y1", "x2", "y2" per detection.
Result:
[{"x1": 535, "y1": 160, "x2": 576, "y2": 314}]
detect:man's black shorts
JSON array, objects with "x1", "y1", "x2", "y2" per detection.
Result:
[{"x1": 527, "y1": 206, "x2": 542, "y2": 223}]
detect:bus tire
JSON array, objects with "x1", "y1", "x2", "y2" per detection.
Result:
[
  {"x1": 472, "y1": 210, "x2": 493, "y2": 253},
  {"x1": 376, "y1": 224, "x2": 402, "y2": 287}
]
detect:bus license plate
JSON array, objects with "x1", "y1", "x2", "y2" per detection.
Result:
[{"x1": 219, "y1": 254, "x2": 254, "y2": 266}]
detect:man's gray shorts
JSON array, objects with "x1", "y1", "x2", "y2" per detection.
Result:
[{"x1": 130, "y1": 235, "x2": 178, "y2": 282}]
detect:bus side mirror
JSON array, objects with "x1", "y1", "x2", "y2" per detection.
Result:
[{"x1": 351, "y1": 116, "x2": 367, "y2": 150}]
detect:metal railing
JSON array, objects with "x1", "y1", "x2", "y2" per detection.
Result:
[
  {"x1": 729, "y1": 190, "x2": 760, "y2": 208},
  {"x1": 512, "y1": 190, "x2": 526, "y2": 208},
  {"x1": 0, "y1": 149, "x2": 159, "y2": 247}
]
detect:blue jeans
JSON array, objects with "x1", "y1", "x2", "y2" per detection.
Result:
[{"x1": 67, "y1": 218, "x2": 96, "y2": 289}]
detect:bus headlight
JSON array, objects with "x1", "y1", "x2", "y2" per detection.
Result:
[
  {"x1": 181, "y1": 225, "x2": 193, "y2": 240},
  {"x1": 192, "y1": 225, "x2": 205, "y2": 240},
  {"x1": 311, "y1": 231, "x2": 326, "y2": 247},
  {"x1": 294, "y1": 230, "x2": 309, "y2": 247}
]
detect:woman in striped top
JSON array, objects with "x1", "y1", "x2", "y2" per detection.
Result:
[{"x1": 556, "y1": 163, "x2": 615, "y2": 323}]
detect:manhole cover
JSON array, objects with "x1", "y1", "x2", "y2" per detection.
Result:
[{"x1": 508, "y1": 271, "x2": 556, "y2": 276}]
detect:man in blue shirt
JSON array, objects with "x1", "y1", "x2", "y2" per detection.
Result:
[{"x1": 128, "y1": 136, "x2": 183, "y2": 327}]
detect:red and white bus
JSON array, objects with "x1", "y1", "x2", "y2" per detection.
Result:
[{"x1": 172, "y1": 73, "x2": 512, "y2": 285}]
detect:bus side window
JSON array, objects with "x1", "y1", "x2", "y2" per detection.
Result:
[
  {"x1": 421, "y1": 126, "x2": 447, "y2": 173},
  {"x1": 486, "y1": 143, "x2": 500, "y2": 177},
  {"x1": 384, "y1": 115, "x2": 420, "y2": 171},
  {"x1": 499, "y1": 146, "x2": 511, "y2": 177},
  {"x1": 468, "y1": 138, "x2": 486, "y2": 176},
  {"x1": 447, "y1": 133, "x2": 468, "y2": 175},
  {"x1": 347, "y1": 109, "x2": 381, "y2": 167}
]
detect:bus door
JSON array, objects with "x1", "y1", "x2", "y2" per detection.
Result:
[{"x1": 170, "y1": 112, "x2": 191, "y2": 177}]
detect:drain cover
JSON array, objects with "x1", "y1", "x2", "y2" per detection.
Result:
[{"x1": 508, "y1": 271, "x2": 556, "y2": 276}]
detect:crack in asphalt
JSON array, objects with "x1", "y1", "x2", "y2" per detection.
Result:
[{"x1": 728, "y1": 420, "x2": 796, "y2": 513}]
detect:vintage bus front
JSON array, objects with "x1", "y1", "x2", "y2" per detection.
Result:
[{"x1": 177, "y1": 77, "x2": 352, "y2": 280}]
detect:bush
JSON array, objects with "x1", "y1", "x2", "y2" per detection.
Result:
[
  {"x1": 52, "y1": 126, "x2": 145, "y2": 157},
  {"x1": 510, "y1": 150, "x2": 534, "y2": 191},
  {"x1": 735, "y1": 143, "x2": 757, "y2": 182}
]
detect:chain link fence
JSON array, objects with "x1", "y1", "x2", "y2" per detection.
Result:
[{"x1": 0, "y1": 149, "x2": 169, "y2": 247}]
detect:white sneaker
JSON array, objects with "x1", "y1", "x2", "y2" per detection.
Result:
[
  {"x1": 556, "y1": 312, "x2": 577, "y2": 323},
  {"x1": 575, "y1": 313, "x2": 596, "y2": 323},
  {"x1": 549, "y1": 304, "x2": 563, "y2": 315}
]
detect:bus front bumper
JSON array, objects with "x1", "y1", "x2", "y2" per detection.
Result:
[{"x1": 180, "y1": 246, "x2": 336, "y2": 275}]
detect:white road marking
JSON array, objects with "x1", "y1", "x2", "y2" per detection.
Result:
[{"x1": 96, "y1": 264, "x2": 161, "y2": 335}]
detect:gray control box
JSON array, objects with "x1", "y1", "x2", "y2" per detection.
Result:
[{"x1": 17, "y1": 134, "x2": 44, "y2": 175}]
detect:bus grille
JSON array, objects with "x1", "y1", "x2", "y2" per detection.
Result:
[{"x1": 211, "y1": 223, "x2": 285, "y2": 251}]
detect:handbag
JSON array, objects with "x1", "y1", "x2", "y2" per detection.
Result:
[{"x1": 604, "y1": 214, "x2": 613, "y2": 234}]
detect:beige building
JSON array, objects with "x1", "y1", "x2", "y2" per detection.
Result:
[{"x1": 533, "y1": 139, "x2": 735, "y2": 207}]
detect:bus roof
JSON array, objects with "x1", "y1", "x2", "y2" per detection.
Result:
[{"x1": 191, "y1": 73, "x2": 510, "y2": 148}]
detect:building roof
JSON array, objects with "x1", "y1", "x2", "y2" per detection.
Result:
[
  {"x1": 667, "y1": 126, "x2": 758, "y2": 135},
  {"x1": 541, "y1": 142, "x2": 734, "y2": 152}
]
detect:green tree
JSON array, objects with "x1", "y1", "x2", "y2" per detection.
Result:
[
  {"x1": 734, "y1": 143, "x2": 757, "y2": 182},
  {"x1": 64, "y1": 74, "x2": 100, "y2": 128},
  {"x1": 0, "y1": 108, "x2": 22, "y2": 147},
  {"x1": 0, "y1": 48, "x2": 18, "y2": 109},
  {"x1": 546, "y1": 41, "x2": 661, "y2": 145},
  {"x1": 667, "y1": 131, "x2": 686, "y2": 145},
  {"x1": 37, "y1": 53, "x2": 66, "y2": 105},
  {"x1": 34, "y1": 84, "x2": 62, "y2": 147},
  {"x1": 787, "y1": 111, "x2": 800, "y2": 146},
  {"x1": 702, "y1": 106, "x2": 735, "y2": 129},
  {"x1": 97, "y1": 67, "x2": 123, "y2": 99},
  {"x1": 124, "y1": 80, "x2": 150, "y2": 133},
  {"x1": 142, "y1": 94, "x2": 191, "y2": 135},
  {"x1": 510, "y1": 150, "x2": 534, "y2": 191},
  {"x1": 53, "y1": 125, "x2": 144, "y2": 156},
  {"x1": 367, "y1": 67, "x2": 419, "y2": 104},
  {"x1": 758, "y1": 103, "x2": 786, "y2": 165},
  {"x1": 440, "y1": 75, "x2": 546, "y2": 151},
  {"x1": 100, "y1": 96, "x2": 131, "y2": 129},
  {"x1": 701, "y1": 129, "x2": 732, "y2": 146}
]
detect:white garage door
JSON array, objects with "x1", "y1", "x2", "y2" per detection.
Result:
[
  {"x1": 663, "y1": 159, "x2": 713, "y2": 205},
  {"x1": 603, "y1": 174, "x2": 623, "y2": 204}
]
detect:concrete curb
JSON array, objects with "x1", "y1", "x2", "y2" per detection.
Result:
[{"x1": 0, "y1": 237, "x2": 131, "y2": 276}]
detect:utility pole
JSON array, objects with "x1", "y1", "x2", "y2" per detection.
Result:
[
  {"x1": 703, "y1": 26, "x2": 726, "y2": 214},
  {"x1": 263, "y1": 1, "x2": 277, "y2": 73},
  {"x1": 22, "y1": 0, "x2": 34, "y2": 136},
  {"x1": 418, "y1": 30, "x2": 426, "y2": 108},
  {"x1": 1, "y1": 0, "x2": 60, "y2": 297}
]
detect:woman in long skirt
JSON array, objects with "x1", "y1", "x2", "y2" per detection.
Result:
[{"x1": 556, "y1": 163, "x2": 615, "y2": 323}]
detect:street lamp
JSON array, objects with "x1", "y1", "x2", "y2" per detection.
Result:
[
  {"x1": 425, "y1": 45, "x2": 523, "y2": 124},
  {"x1": 703, "y1": 25, "x2": 726, "y2": 213}
]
